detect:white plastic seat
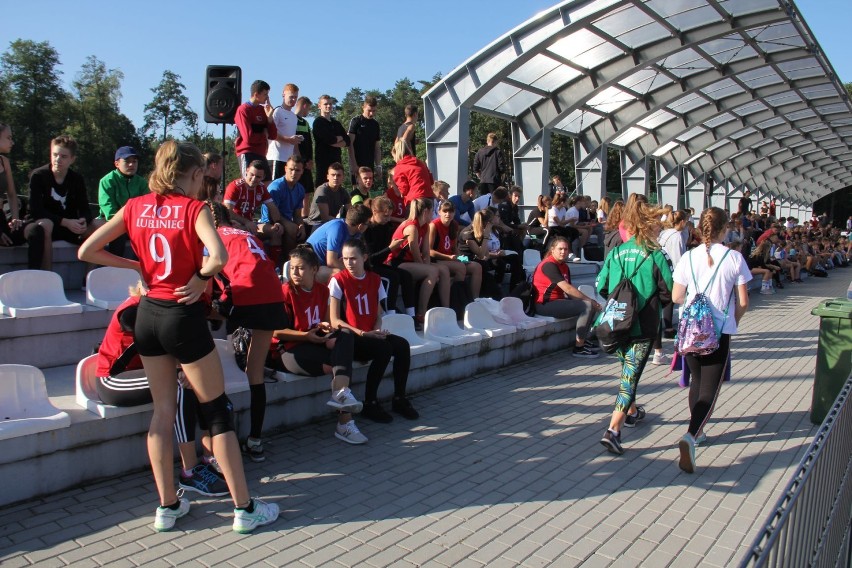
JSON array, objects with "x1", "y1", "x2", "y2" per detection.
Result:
[
  {"x1": 522, "y1": 249, "x2": 541, "y2": 276},
  {"x1": 498, "y1": 297, "x2": 549, "y2": 328},
  {"x1": 281, "y1": 260, "x2": 290, "y2": 283},
  {"x1": 379, "y1": 313, "x2": 441, "y2": 354},
  {"x1": 86, "y1": 267, "x2": 140, "y2": 310},
  {"x1": 0, "y1": 270, "x2": 83, "y2": 318},
  {"x1": 423, "y1": 307, "x2": 482, "y2": 345},
  {"x1": 75, "y1": 354, "x2": 152, "y2": 418},
  {"x1": 0, "y1": 364, "x2": 71, "y2": 440},
  {"x1": 463, "y1": 301, "x2": 517, "y2": 337},
  {"x1": 215, "y1": 339, "x2": 251, "y2": 395}
]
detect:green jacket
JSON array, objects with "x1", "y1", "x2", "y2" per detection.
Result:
[
  {"x1": 98, "y1": 170, "x2": 149, "y2": 220},
  {"x1": 595, "y1": 237, "x2": 674, "y2": 338}
]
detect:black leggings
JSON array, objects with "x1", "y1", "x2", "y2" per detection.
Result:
[
  {"x1": 685, "y1": 334, "x2": 731, "y2": 436},
  {"x1": 371, "y1": 263, "x2": 415, "y2": 311},
  {"x1": 280, "y1": 330, "x2": 354, "y2": 379},
  {"x1": 352, "y1": 333, "x2": 410, "y2": 402}
]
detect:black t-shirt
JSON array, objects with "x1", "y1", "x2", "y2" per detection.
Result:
[
  {"x1": 296, "y1": 116, "x2": 313, "y2": 161},
  {"x1": 396, "y1": 122, "x2": 417, "y2": 154},
  {"x1": 312, "y1": 116, "x2": 348, "y2": 177},
  {"x1": 29, "y1": 165, "x2": 91, "y2": 224},
  {"x1": 348, "y1": 115, "x2": 380, "y2": 169},
  {"x1": 363, "y1": 222, "x2": 397, "y2": 264}
]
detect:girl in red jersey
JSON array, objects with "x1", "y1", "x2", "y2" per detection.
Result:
[
  {"x1": 386, "y1": 197, "x2": 450, "y2": 326},
  {"x1": 273, "y1": 245, "x2": 365, "y2": 444},
  {"x1": 428, "y1": 200, "x2": 482, "y2": 300},
  {"x1": 208, "y1": 202, "x2": 287, "y2": 462},
  {"x1": 331, "y1": 238, "x2": 419, "y2": 423},
  {"x1": 391, "y1": 138, "x2": 433, "y2": 206},
  {"x1": 79, "y1": 141, "x2": 277, "y2": 534},
  {"x1": 531, "y1": 236, "x2": 601, "y2": 358}
]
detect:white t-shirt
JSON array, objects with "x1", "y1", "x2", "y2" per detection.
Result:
[
  {"x1": 597, "y1": 209, "x2": 606, "y2": 223},
  {"x1": 673, "y1": 243, "x2": 752, "y2": 335},
  {"x1": 548, "y1": 206, "x2": 568, "y2": 227},
  {"x1": 566, "y1": 206, "x2": 580, "y2": 224},
  {"x1": 266, "y1": 106, "x2": 298, "y2": 162},
  {"x1": 328, "y1": 272, "x2": 387, "y2": 302}
]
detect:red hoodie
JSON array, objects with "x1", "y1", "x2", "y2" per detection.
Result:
[{"x1": 393, "y1": 155, "x2": 434, "y2": 205}]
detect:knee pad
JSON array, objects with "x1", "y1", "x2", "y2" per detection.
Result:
[{"x1": 199, "y1": 393, "x2": 235, "y2": 437}]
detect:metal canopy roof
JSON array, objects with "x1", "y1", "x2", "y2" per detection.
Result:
[{"x1": 423, "y1": 0, "x2": 852, "y2": 208}]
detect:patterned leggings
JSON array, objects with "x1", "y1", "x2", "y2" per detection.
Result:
[{"x1": 614, "y1": 339, "x2": 653, "y2": 413}]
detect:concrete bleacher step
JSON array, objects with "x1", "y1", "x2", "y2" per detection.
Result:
[{"x1": 0, "y1": 242, "x2": 88, "y2": 290}]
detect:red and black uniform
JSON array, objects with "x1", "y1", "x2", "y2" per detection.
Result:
[
  {"x1": 330, "y1": 270, "x2": 411, "y2": 405},
  {"x1": 430, "y1": 218, "x2": 456, "y2": 256},
  {"x1": 216, "y1": 226, "x2": 287, "y2": 330},
  {"x1": 124, "y1": 192, "x2": 214, "y2": 363},
  {"x1": 277, "y1": 280, "x2": 354, "y2": 380},
  {"x1": 386, "y1": 219, "x2": 429, "y2": 265},
  {"x1": 95, "y1": 295, "x2": 150, "y2": 407},
  {"x1": 331, "y1": 270, "x2": 382, "y2": 332},
  {"x1": 224, "y1": 179, "x2": 272, "y2": 220},
  {"x1": 532, "y1": 255, "x2": 571, "y2": 304}
]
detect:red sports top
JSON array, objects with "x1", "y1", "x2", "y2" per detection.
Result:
[
  {"x1": 393, "y1": 155, "x2": 434, "y2": 205},
  {"x1": 217, "y1": 226, "x2": 285, "y2": 306},
  {"x1": 387, "y1": 219, "x2": 429, "y2": 263},
  {"x1": 431, "y1": 218, "x2": 456, "y2": 255},
  {"x1": 385, "y1": 188, "x2": 406, "y2": 218},
  {"x1": 224, "y1": 178, "x2": 271, "y2": 219},
  {"x1": 124, "y1": 193, "x2": 206, "y2": 301},
  {"x1": 532, "y1": 256, "x2": 571, "y2": 304},
  {"x1": 96, "y1": 295, "x2": 143, "y2": 377},
  {"x1": 279, "y1": 281, "x2": 330, "y2": 350},
  {"x1": 332, "y1": 270, "x2": 381, "y2": 331}
]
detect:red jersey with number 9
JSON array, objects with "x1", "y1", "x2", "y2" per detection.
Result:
[
  {"x1": 332, "y1": 270, "x2": 381, "y2": 331},
  {"x1": 124, "y1": 193, "x2": 206, "y2": 301},
  {"x1": 217, "y1": 226, "x2": 284, "y2": 305}
]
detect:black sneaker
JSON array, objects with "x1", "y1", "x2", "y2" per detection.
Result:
[
  {"x1": 361, "y1": 400, "x2": 393, "y2": 423},
  {"x1": 179, "y1": 464, "x2": 229, "y2": 496},
  {"x1": 624, "y1": 405, "x2": 646, "y2": 428},
  {"x1": 392, "y1": 397, "x2": 419, "y2": 420},
  {"x1": 240, "y1": 438, "x2": 265, "y2": 462},
  {"x1": 600, "y1": 429, "x2": 624, "y2": 455},
  {"x1": 584, "y1": 338, "x2": 600, "y2": 351},
  {"x1": 572, "y1": 345, "x2": 600, "y2": 359}
]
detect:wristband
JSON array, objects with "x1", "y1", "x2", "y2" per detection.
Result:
[{"x1": 195, "y1": 269, "x2": 212, "y2": 281}]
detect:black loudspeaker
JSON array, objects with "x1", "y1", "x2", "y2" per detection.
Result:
[{"x1": 204, "y1": 65, "x2": 241, "y2": 124}]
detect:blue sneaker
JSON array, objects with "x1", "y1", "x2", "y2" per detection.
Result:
[{"x1": 179, "y1": 464, "x2": 229, "y2": 497}]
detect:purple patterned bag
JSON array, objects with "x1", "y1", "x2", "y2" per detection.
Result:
[{"x1": 675, "y1": 250, "x2": 731, "y2": 356}]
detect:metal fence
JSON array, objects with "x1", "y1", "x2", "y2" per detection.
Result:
[{"x1": 741, "y1": 373, "x2": 852, "y2": 567}]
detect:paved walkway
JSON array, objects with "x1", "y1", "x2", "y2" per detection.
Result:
[{"x1": 1, "y1": 273, "x2": 849, "y2": 567}]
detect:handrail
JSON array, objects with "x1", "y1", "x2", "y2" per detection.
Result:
[{"x1": 740, "y1": 371, "x2": 852, "y2": 567}]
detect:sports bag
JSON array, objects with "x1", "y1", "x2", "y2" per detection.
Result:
[
  {"x1": 232, "y1": 327, "x2": 252, "y2": 371},
  {"x1": 675, "y1": 249, "x2": 732, "y2": 356},
  {"x1": 594, "y1": 249, "x2": 649, "y2": 353}
]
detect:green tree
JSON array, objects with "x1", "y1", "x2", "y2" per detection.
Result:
[
  {"x1": 143, "y1": 70, "x2": 198, "y2": 141},
  {"x1": 66, "y1": 56, "x2": 143, "y2": 200},
  {"x1": 0, "y1": 39, "x2": 70, "y2": 189}
]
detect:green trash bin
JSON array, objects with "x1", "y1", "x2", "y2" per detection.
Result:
[{"x1": 810, "y1": 298, "x2": 852, "y2": 424}]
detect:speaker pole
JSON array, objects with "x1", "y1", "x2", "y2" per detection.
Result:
[{"x1": 221, "y1": 123, "x2": 227, "y2": 190}]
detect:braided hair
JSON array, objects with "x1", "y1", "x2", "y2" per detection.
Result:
[
  {"x1": 699, "y1": 207, "x2": 728, "y2": 266},
  {"x1": 206, "y1": 200, "x2": 231, "y2": 229}
]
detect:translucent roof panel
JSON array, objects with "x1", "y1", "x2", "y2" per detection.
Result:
[
  {"x1": 646, "y1": 0, "x2": 723, "y2": 31},
  {"x1": 586, "y1": 86, "x2": 636, "y2": 115},
  {"x1": 660, "y1": 49, "x2": 716, "y2": 78},
  {"x1": 638, "y1": 109, "x2": 677, "y2": 130},
  {"x1": 591, "y1": 5, "x2": 669, "y2": 48},
  {"x1": 424, "y1": 0, "x2": 852, "y2": 202}
]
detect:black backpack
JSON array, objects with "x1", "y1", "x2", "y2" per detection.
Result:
[
  {"x1": 232, "y1": 327, "x2": 252, "y2": 371},
  {"x1": 594, "y1": 250, "x2": 648, "y2": 353}
]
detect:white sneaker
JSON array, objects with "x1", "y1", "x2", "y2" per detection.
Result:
[
  {"x1": 327, "y1": 387, "x2": 363, "y2": 413},
  {"x1": 760, "y1": 288, "x2": 774, "y2": 295},
  {"x1": 233, "y1": 498, "x2": 279, "y2": 534},
  {"x1": 154, "y1": 498, "x2": 190, "y2": 532},
  {"x1": 335, "y1": 420, "x2": 368, "y2": 445},
  {"x1": 651, "y1": 353, "x2": 669, "y2": 365}
]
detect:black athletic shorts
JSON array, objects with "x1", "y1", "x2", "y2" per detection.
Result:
[
  {"x1": 135, "y1": 297, "x2": 215, "y2": 363},
  {"x1": 228, "y1": 301, "x2": 287, "y2": 331}
]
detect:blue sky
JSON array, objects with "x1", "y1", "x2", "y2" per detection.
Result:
[{"x1": 2, "y1": 0, "x2": 849, "y2": 134}]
